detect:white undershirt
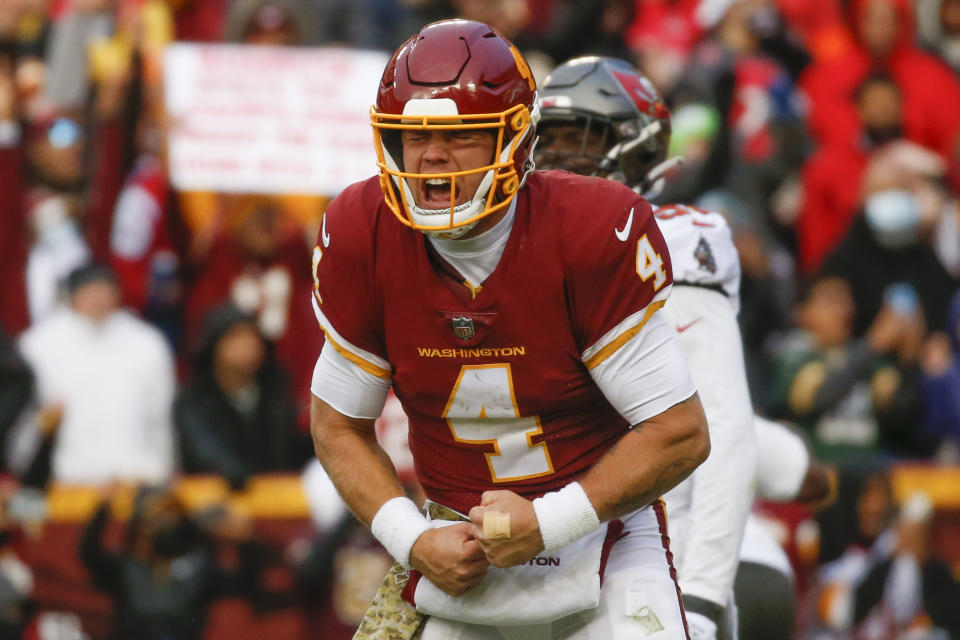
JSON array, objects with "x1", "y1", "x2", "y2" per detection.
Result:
[{"x1": 427, "y1": 199, "x2": 517, "y2": 288}]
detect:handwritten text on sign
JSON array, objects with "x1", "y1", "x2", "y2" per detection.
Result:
[{"x1": 164, "y1": 44, "x2": 388, "y2": 195}]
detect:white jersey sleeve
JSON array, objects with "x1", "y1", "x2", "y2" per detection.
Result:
[
  {"x1": 311, "y1": 341, "x2": 391, "y2": 420},
  {"x1": 587, "y1": 311, "x2": 697, "y2": 426},
  {"x1": 660, "y1": 280, "x2": 756, "y2": 607},
  {"x1": 654, "y1": 204, "x2": 741, "y2": 313}
]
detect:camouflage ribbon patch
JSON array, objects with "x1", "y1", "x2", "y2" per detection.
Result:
[{"x1": 352, "y1": 563, "x2": 426, "y2": 640}]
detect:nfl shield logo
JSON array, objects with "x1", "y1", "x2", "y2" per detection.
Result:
[{"x1": 451, "y1": 316, "x2": 475, "y2": 341}]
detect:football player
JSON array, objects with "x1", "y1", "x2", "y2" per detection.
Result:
[
  {"x1": 309, "y1": 20, "x2": 709, "y2": 640},
  {"x1": 536, "y1": 57, "x2": 758, "y2": 640}
]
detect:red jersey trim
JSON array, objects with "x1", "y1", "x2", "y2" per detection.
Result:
[{"x1": 582, "y1": 299, "x2": 666, "y2": 370}]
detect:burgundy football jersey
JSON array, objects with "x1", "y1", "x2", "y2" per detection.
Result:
[{"x1": 312, "y1": 171, "x2": 673, "y2": 513}]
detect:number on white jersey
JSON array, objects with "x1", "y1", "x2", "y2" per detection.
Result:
[
  {"x1": 443, "y1": 364, "x2": 554, "y2": 482},
  {"x1": 636, "y1": 234, "x2": 667, "y2": 291}
]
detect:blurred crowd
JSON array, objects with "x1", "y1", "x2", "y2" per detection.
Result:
[{"x1": 0, "y1": 0, "x2": 959, "y2": 638}]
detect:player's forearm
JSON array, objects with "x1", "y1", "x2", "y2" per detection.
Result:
[
  {"x1": 310, "y1": 395, "x2": 406, "y2": 528},
  {"x1": 581, "y1": 393, "x2": 710, "y2": 522}
]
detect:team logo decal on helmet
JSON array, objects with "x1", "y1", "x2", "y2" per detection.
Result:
[{"x1": 371, "y1": 19, "x2": 540, "y2": 237}]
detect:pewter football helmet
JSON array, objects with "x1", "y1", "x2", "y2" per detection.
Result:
[{"x1": 537, "y1": 56, "x2": 674, "y2": 193}]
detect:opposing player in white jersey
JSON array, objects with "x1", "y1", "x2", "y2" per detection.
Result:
[{"x1": 536, "y1": 57, "x2": 757, "y2": 640}]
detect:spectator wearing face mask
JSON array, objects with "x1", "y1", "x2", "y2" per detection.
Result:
[{"x1": 819, "y1": 142, "x2": 960, "y2": 337}]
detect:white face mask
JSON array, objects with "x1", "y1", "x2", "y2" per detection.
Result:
[{"x1": 864, "y1": 189, "x2": 919, "y2": 249}]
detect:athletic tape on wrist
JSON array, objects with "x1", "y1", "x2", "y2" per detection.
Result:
[
  {"x1": 370, "y1": 496, "x2": 431, "y2": 569},
  {"x1": 532, "y1": 482, "x2": 601, "y2": 551}
]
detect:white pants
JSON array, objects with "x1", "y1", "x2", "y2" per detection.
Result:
[{"x1": 419, "y1": 503, "x2": 689, "y2": 640}]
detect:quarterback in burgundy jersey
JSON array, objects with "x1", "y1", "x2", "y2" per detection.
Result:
[
  {"x1": 536, "y1": 57, "x2": 758, "y2": 640},
  {"x1": 310, "y1": 20, "x2": 708, "y2": 640}
]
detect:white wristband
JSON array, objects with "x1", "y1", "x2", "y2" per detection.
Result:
[
  {"x1": 370, "y1": 497, "x2": 431, "y2": 569},
  {"x1": 532, "y1": 482, "x2": 601, "y2": 551}
]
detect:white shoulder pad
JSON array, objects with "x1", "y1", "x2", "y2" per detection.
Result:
[{"x1": 654, "y1": 204, "x2": 741, "y2": 314}]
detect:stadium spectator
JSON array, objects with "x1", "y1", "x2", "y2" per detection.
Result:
[
  {"x1": 42, "y1": 0, "x2": 113, "y2": 111},
  {"x1": 0, "y1": 56, "x2": 31, "y2": 336},
  {"x1": 625, "y1": 0, "x2": 703, "y2": 96},
  {"x1": 796, "y1": 71, "x2": 902, "y2": 274},
  {"x1": 173, "y1": 0, "x2": 230, "y2": 42},
  {"x1": 919, "y1": 290, "x2": 960, "y2": 458},
  {"x1": 0, "y1": 62, "x2": 131, "y2": 332},
  {"x1": 79, "y1": 485, "x2": 263, "y2": 640},
  {"x1": 915, "y1": 0, "x2": 960, "y2": 75},
  {"x1": 0, "y1": 478, "x2": 37, "y2": 638},
  {"x1": 671, "y1": 0, "x2": 808, "y2": 238},
  {"x1": 0, "y1": 331, "x2": 33, "y2": 469},
  {"x1": 223, "y1": 0, "x2": 318, "y2": 46},
  {"x1": 810, "y1": 470, "x2": 898, "y2": 636},
  {"x1": 798, "y1": 0, "x2": 960, "y2": 160},
  {"x1": 851, "y1": 491, "x2": 960, "y2": 639},
  {"x1": 525, "y1": 0, "x2": 636, "y2": 65},
  {"x1": 16, "y1": 264, "x2": 176, "y2": 485},
  {"x1": 183, "y1": 195, "x2": 322, "y2": 426},
  {"x1": 766, "y1": 275, "x2": 927, "y2": 463},
  {"x1": 775, "y1": 0, "x2": 854, "y2": 64},
  {"x1": 819, "y1": 142, "x2": 960, "y2": 337},
  {"x1": 105, "y1": 108, "x2": 188, "y2": 347},
  {"x1": 174, "y1": 304, "x2": 307, "y2": 490}
]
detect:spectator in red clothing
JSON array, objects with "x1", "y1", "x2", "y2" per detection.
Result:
[
  {"x1": 172, "y1": 0, "x2": 230, "y2": 42},
  {"x1": 184, "y1": 195, "x2": 322, "y2": 427},
  {"x1": 777, "y1": 0, "x2": 854, "y2": 64},
  {"x1": 626, "y1": 0, "x2": 704, "y2": 96},
  {"x1": 797, "y1": 71, "x2": 903, "y2": 273},
  {"x1": 0, "y1": 56, "x2": 31, "y2": 336},
  {"x1": 799, "y1": 0, "x2": 960, "y2": 161}
]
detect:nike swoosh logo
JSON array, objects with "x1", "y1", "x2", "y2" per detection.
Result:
[
  {"x1": 615, "y1": 208, "x2": 634, "y2": 242},
  {"x1": 676, "y1": 319, "x2": 702, "y2": 333},
  {"x1": 321, "y1": 214, "x2": 331, "y2": 248}
]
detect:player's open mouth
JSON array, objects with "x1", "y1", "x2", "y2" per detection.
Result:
[{"x1": 420, "y1": 177, "x2": 457, "y2": 209}]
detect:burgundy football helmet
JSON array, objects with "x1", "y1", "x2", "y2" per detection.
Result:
[{"x1": 371, "y1": 19, "x2": 539, "y2": 237}]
